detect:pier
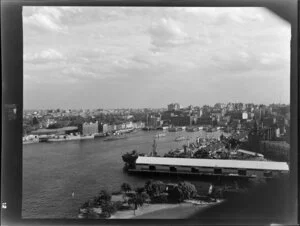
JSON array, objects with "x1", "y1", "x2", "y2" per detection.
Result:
[{"x1": 129, "y1": 156, "x2": 289, "y2": 179}]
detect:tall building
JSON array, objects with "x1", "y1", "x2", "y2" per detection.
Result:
[
  {"x1": 82, "y1": 121, "x2": 99, "y2": 135},
  {"x1": 168, "y1": 103, "x2": 181, "y2": 111}
]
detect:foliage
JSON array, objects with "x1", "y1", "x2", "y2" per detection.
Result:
[
  {"x1": 144, "y1": 180, "x2": 167, "y2": 197},
  {"x1": 168, "y1": 186, "x2": 184, "y2": 203},
  {"x1": 113, "y1": 201, "x2": 123, "y2": 211},
  {"x1": 93, "y1": 189, "x2": 111, "y2": 206},
  {"x1": 81, "y1": 200, "x2": 92, "y2": 209},
  {"x1": 101, "y1": 201, "x2": 117, "y2": 217},
  {"x1": 135, "y1": 187, "x2": 145, "y2": 194},
  {"x1": 151, "y1": 193, "x2": 169, "y2": 204},
  {"x1": 168, "y1": 181, "x2": 198, "y2": 203},
  {"x1": 121, "y1": 183, "x2": 132, "y2": 193},
  {"x1": 32, "y1": 117, "x2": 39, "y2": 125},
  {"x1": 178, "y1": 181, "x2": 198, "y2": 200},
  {"x1": 127, "y1": 191, "x2": 149, "y2": 211}
]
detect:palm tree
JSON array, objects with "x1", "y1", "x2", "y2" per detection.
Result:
[{"x1": 127, "y1": 192, "x2": 147, "y2": 215}]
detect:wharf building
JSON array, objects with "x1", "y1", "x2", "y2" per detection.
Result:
[
  {"x1": 31, "y1": 126, "x2": 79, "y2": 136},
  {"x1": 130, "y1": 156, "x2": 289, "y2": 179},
  {"x1": 81, "y1": 121, "x2": 99, "y2": 136},
  {"x1": 197, "y1": 116, "x2": 212, "y2": 126},
  {"x1": 147, "y1": 115, "x2": 163, "y2": 128}
]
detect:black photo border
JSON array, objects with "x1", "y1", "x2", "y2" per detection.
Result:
[{"x1": 1, "y1": 0, "x2": 298, "y2": 225}]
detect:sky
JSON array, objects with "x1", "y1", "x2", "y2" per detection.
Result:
[{"x1": 23, "y1": 7, "x2": 291, "y2": 109}]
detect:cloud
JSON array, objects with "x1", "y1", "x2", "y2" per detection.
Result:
[
  {"x1": 23, "y1": 7, "x2": 82, "y2": 33},
  {"x1": 211, "y1": 50, "x2": 288, "y2": 73},
  {"x1": 23, "y1": 7, "x2": 66, "y2": 32},
  {"x1": 148, "y1": 18, "x2": 191, "y2": 51},
  {"x1": 24, "y1": 48, "x2": 65, "y2": 64}
]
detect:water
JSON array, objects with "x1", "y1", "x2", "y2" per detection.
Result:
[{"x1": 23, "y1": 130, "x2": 228, "y2": 218}]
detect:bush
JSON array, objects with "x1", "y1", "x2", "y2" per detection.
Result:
[
  {"x1": 168, "y1": 186, "x2": 184, "y2": 203},
  {"x1": 178, "y1": 181, "x2": 198, "y2": 200},
  {"x1": 151, "y1": 193, "x2": 169, "y2": 204},
  {"x1": 101, "y1": 201, "x2": 117, "y2": 217},
  {"x1": 81, "y1": 201, "x2": 91, "y2": 209},
  {"x1": 94, "y1": 190, "x2": 112, "y2": 206},
  {"x1": 121, "y1": 183, "x2": 132, "y2": 193},
  {"x1": 144, "y1": 180, "x2": 166, "y2": 197},
  {"x1": 167, "y1": 181, "x2": 198, "y2": 203},
  {"x1": 135, "y1": 187, "x2": 145, "y2": 194},
  {"x1": 113, "y1": 201, "x2": 123, "y2": 211}
]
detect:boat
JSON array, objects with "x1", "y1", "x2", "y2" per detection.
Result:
[
  {"x1": 103, "y1": 135, "x2": 127, "y2": 141},
  {"x1": 47, "y1": 134, "x2": 95, "y2": 142},
  {"x1": 175, "y1": 136, "x2": 186, "y2": 141},
  {"x1": 94, "y1": 133, "x2": 107, "y2": 138}
]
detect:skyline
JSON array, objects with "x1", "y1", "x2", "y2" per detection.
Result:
[{"x1": 23, "y1": 7, "x2": 290, "y2": 109}]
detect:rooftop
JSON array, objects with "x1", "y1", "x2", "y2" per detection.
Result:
[{"x1": 136, "y1": 156, "x2": 289, "y2": 171}]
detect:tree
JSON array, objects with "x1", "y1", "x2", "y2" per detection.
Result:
[
  {"x1": 94, "y1": 190, "x2": 111, "y2": 206},
  {"x1": 178, "y1": 181, "x2": 198, "y2": 200},
  {"x1": 168, "y1": 186, "x2": 184, "y2": 203},
  {"x1": 101, "y1": 201, "x2": 117, "y2": 218},
  {"x1": 144, "y1": 180, "x2": 166, "y2": 197},
  {"x1": 127, "y1": 192, "x2": 147, "y2": 215},
  {"x1": 167, "y1": 182, "x2": 198, "y2": 203},
  {"x1": 121, "y1": 183, "x2": 132, "y2": 193}
]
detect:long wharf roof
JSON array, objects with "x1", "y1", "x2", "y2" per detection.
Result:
[{"x1": 136, "y1": 156, "x2": 289, "y2": 171}]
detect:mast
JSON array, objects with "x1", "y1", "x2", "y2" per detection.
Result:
[{"x1": 152, "y1": 138, "x2": 157, "y2": 156}]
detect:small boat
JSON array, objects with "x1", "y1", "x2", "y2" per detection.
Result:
[{"x1": 175, "y1": 136, "x2": 186, "y2": 141}]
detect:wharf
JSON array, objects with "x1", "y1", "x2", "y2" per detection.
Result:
[{"x1": 127, "y1": 168, "x2": 257, "y2": 179}]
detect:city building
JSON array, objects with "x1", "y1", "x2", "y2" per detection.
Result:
[
  {"x1": 168, "y1": 103, "x2": 181, "y2": 111},
  {"x1": 82, "y1": 121, "x2": 99, "y2": 135},
  {"x1": 170, "y1": 116, "x2": 191, "y2": 126},
  {"x1": 242, "y1": 112, "x2": 248, "y2": 120}
]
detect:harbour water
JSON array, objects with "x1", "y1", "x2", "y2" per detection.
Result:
[{"x1": 23, "y1": 130, "x2": 229, "y2": 218}]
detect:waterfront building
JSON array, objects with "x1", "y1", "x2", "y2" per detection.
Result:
[
  {"x1": 170, "y1": 116, "x2": 192, "y2": 126},
  {"x1": 102, "y1": 123, "x2": 108, "y2": 133},
  {"x1": 197, "y1": 116, "x2": 212, "y2": 126},
  {"x1": 126, "y1": 121, "x2": 133, "y2": 128},
  {"x1": 31, "y1": 126, "x2": 79, "y2": 135},
  {"x1": 133, "y1": 156, "x2": 289, "y2": 178},
  {"x1": 82, "y1": 121, "x2": 99, "y2": 135},
  {"x1": 148, "y1": 116, "x2": 162, "y2": 128}
]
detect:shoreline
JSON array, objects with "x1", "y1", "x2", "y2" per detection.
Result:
[{"x1": 109, "y1": 200, "x2": 223, "y2": 219}]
